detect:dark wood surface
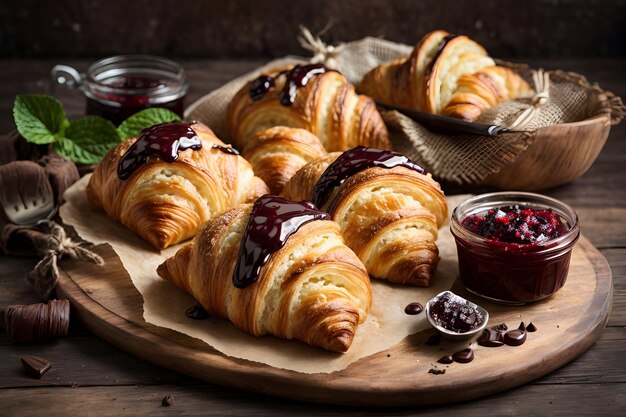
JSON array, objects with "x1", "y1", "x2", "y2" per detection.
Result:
[{"x1": 1, "y1": 57, "x2": 625, "y2": 415}]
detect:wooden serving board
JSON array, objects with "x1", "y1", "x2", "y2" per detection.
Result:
[{"x1": 56, "y1": 235, "x2": 612, "y2": 406}]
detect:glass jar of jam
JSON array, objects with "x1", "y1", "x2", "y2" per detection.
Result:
[
  {"x1": 450, "y1": 192, "x2": 580, "y2": 304},
  {"x1": 51, "y1": 55, "x2": 188, "y2": 125}
]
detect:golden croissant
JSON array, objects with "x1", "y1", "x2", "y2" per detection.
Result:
[
  {"x1": 282, "y1": 147, "x2": 448, "y2": 287},
  {"x1": 226, "y1": 64, "x2": 391, "y2": 152},
  {"x1": 242, "y1": 126, "x2": 329, "y2": 194},
  {"x1": 157, "y1": 195, "x2": 372, "y2": 352},
  {"x1": 87, "y1": 122, "x2": 268, "y2": 250},
  {"x1": 359, "y1": 30, "x2": 533, "y2": 121}
]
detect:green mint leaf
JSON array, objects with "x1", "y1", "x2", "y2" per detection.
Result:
[
  {"x1": 117, "y1": 108, "x2": 181, "y2": 140},
  {"x1": 54, "y1": 116, "x2": 122, "y2": 164},
  {"x1": 13, "y1": 94, "x2": 69, "y2": 144}
]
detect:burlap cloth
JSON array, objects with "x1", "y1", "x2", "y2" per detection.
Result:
[{"x1": 186, "y1": 36, "x2": 625, "y2": 186}]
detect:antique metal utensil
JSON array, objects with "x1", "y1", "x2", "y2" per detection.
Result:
[
  {"x1": 0, "y1": 161, "x2": 56, "y2": 226},
  {"x1": 376, "y1": 102, "x2": 509, "y2": 136}
]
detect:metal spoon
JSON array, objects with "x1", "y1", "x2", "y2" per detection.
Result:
[{"x1": 0, "y1": 161, "x2": 57, "y2": 226}]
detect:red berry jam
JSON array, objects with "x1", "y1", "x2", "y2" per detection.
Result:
[
  {"x1": 461, "y1": 205, "x2": 566, "y2": 245},
  {"x1": 83, "y1": 55, "x2": 188, "y2": 125},
  {"x1": 450, "y1": 193, "x2": 580, "y2": 304}
]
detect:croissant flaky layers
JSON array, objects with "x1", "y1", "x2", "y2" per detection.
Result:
[
  {"x1": 87, "y1": 122, "x2": 268, "y2": 250},
  {"x1": 157, "y1": 202, "x2": 372, "y2": 352},
  {"x1": 282, "y1": 151, "x2": 448, "y2": 287},
  {"x1": 359, "y1": 30, "x2": 533, "y2": 121},
  {"x1": 227, "y1": 64, "x2": 391, "y2": 152}
]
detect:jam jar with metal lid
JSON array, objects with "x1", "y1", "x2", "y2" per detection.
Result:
[{"x1": 51, "y1": 55, "x2": 188, "y2": 125}]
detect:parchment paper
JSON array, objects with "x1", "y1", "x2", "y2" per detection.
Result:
[{"x1": 60, "y1": 175, "x2": 467, "y2": 373}]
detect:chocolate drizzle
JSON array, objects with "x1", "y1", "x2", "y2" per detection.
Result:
[
  {"x1": 311, "y1": 146, "x2": 425, "y2": 211},
  {"x1": 2, "y1": 300, "x2": 70, "y2": 343},
  {"x1": 117, "y1": 122, "x2": 202, "y2": 179},
  {"x1": 232, "y1": 195, "x2": 331, "y2": 288},
  {"x1": 248, "y1": 64, "x2": 330, "y2": 106}
]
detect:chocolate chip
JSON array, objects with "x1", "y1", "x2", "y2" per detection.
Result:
[
  {"x1": 526, "y1": 322, "x2": 537, "y2": 332},
  {"x1": 518, "y1": 321, "x2": 526, "y2": 331},
  {"x1": 452, "y1": 348, "x2": 474, "y2": 363},
  {"x1": 437, "y1": 355, "x2": 454, "y2": 364},
  {"x1": 404, "y1": 302, "x2": 423, "y2": 315},
  {"x1": 21, "y1": 355, "x2": 52, "y2": 378},
  {"x1": 504, "y1": 329, "x2": 527, "y2": 346},
  {"x1": 162, "y1": 394, "x2": 175, "y2": 406},
  {"x1": 477, "y1": 328, "x2": 505, "y2": 347}
]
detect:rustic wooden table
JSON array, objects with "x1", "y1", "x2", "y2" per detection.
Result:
[{"x1": 1, "y1": 58, "x2": 625, "y2": 416}]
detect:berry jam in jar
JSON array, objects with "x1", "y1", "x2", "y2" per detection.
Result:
[
  {"x1": 450, "y1": 192, "x2": 580, "y2": 304},
  {"x1": 52, "y1": 55, "x2": 188, "y2": 125}
]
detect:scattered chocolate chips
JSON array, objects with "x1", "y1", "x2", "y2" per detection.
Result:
[
  {"x1": 491, "y1": 323, "x2": 508, "y2": 332},
  {"x1": 162, "y1": 394, "x2": 175, "y2": 406},
  {"x1": 477, "y1": 328, "x2": 505, "y2": 347},
  {"x1": 428, "y1": 368, "x2": 446, "y2": 375},
  {"x1": 503, "y1": 329, "x2": 527, "y2": 346},
  {"x1": 452, "y1": 348, "x2": 474, "y2": 363},
  {"x1": 437, "y1": 355, "x2": 454, "y2": 364},
  {"x1": 21, "y1": 355, "x2": 52, "y2": 379},
  {"x1": 526, "y1": 322, "x2": 537, "y2": 332},
  {"x1": 404, "y1": 302, "x2": 424, "y2": 315},
  {"x1": 518, "y1": 321, "x2": 526, "y2": 331},
  {"x1": 185, "y1": 304, "x2": 209, "y2": 320}
]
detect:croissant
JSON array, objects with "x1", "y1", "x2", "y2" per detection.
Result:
[
  {"x1": 226, "y1": 64, "x2": 391, "y2": 152},
  {"x1": 87, "y1": 122, "x2": 268, "y2": 250},
  {"x1": 359, "y1": 30, "x2": 533, "y2": 121},
  {"x1": 242, "y1": 126, "x2": 328, "y2": 194},
  {"x1": 157, "y1": 195, "x2": 372, "y2": 352},
  {"x1": 281, "y1": 147, "x2": 448, "y2": 286}
]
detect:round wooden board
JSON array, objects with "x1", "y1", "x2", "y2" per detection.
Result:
[{"x1": 56, "y1": 235, "x2": 612, "y2": 406}]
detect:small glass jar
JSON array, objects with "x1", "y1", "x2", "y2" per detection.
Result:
[
  {"x1": 51, "y1": 55, "x2": 188, "y2": 125},
  {"x1": 450, "y1": 192, "x2": 580, "y2": 304}
]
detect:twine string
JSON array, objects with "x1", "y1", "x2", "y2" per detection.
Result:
[
  {"x1": 507, "y1": 69, "x2": 551, "y2": 131},
  {"x1": 25, "y1": 220, "x2": 103, "y2": 300},
  {"x1": 297, "y1": 25, "x2": 343, "y2": 68}
]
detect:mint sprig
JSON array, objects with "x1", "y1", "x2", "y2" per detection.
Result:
[
  {"x1": 118, "y1": 107, "x2": 181, "y2": 140},
  {"x1": 12, "y1": 94, "x2": 183, "y2": 165}
]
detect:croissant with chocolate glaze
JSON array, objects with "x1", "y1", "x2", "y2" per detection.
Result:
[
  {"x1": 282, "y1": 147, "x2": 448, "y2": 287},
  {"x1": 157, "y1": 195, "x2": 372, "y2": 352},
  {"x1": 242, "y1": 126, "x2": 328, "y2": 194},
  {"x1": 227, "y1": 64, "x2": 391, "y2": 152},
  {"x1": 87, "y1": 122, "x2": 268, "y2": 250},
  {"x1": 359, "y1": 30, "x2": 533, "y2": 121}
]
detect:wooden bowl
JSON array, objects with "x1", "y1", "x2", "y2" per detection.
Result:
[{"x1": 483, "y1": 114, "x2": 611, "y2": 190}]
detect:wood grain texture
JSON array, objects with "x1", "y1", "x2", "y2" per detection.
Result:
[
  {"x1": 484, "y1": 115, "x2": 612, "y2": 190},
  {"x1": 53, "y1": 234, "x2": 612, "y2": 406}
]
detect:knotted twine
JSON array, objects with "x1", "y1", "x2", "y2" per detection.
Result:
[{"x1": 25, "y1": 220, "x2": 103, "y2": 300}]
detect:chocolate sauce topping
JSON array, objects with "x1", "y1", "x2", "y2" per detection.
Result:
[
  {"x1": 311, "y1": 146, "x2": 425, "y2": 211},
  {"x1": 232, "y1": 195, "x2": 331, "y2": 288},
  {"x1": 117, "y1": 122, "x2": 202, "y2": 180},
  {"x1": 249, "y1": 64, "x2": 330, "y2": 106}
]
